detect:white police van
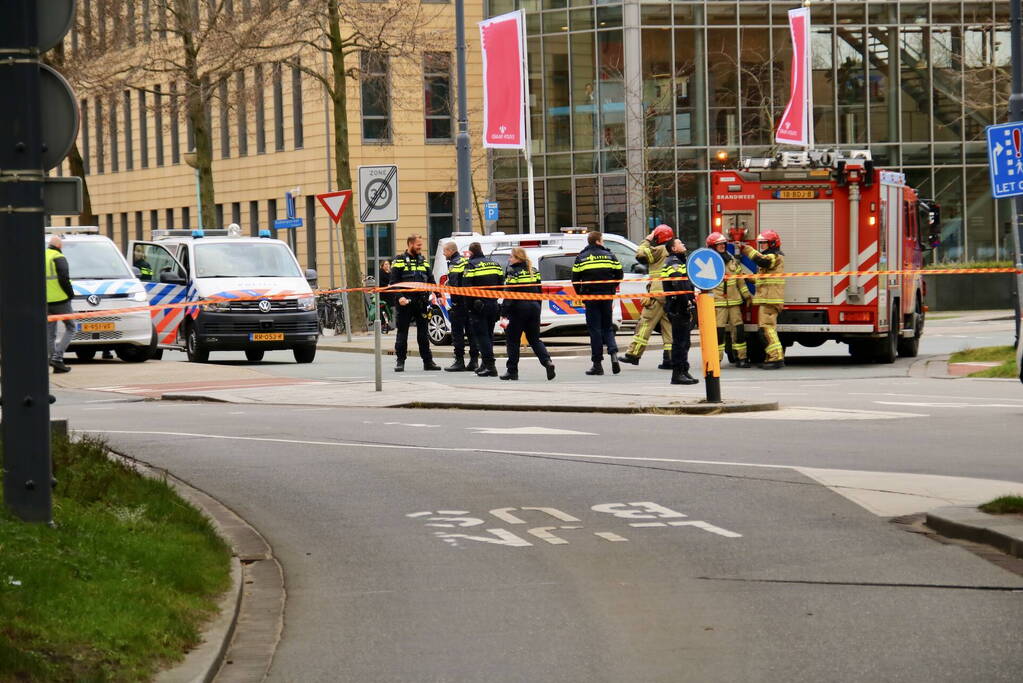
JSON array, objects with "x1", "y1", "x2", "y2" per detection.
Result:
[
  {"x1": 128, "y1": 225, "x2": 319, "y2": 363},
  {"x1": 44, "y1": 226, "x2": 158, "y2": 362}
]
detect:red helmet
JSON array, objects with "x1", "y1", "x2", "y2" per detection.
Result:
[
  {"x1": 757, "y1": 230, "x2": 781, "y2": 248},
  {"x1": 706, "y1": 232, "x2": 727, "y2": 247},
  {"x1": 651, "y1": 224, "x2": 674, "y2": 245}
]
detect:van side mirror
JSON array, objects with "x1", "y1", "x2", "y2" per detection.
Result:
[
  {"x1": 131, "y1": 266, "x2": 142, "y2": 278},
  {"x1": 305, "y1": 268, "x2": 318, "y2": 283},
  {"x1": 631, "y1": 263, "x2": 648, "y2": 275},
  {"x1": 159, "y1": 269, "x2": 187, "y2": 286}
]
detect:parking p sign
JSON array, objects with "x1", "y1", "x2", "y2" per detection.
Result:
[{"x1": 986, "y1": 121, "x2": 1023, "y2": 199}]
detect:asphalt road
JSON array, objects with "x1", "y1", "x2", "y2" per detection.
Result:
[{"x1": 42, "y1": 314, "x2": 1023, "y2": 681}]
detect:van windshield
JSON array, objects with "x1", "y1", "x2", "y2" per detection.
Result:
[
  {"x1": 61, "y1": 241, "x2": 133, "y2": 280},
  {"x1": 195, "y1": 242, "x2": 302, "y2": 278}
]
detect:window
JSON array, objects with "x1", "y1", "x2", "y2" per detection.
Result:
[
  {"x1": 292, "y1": 62, "x2": 304, "y2": 148},
  {"x1": 427, "y1": 192, "x2": 454, "y2": 248},
  {"x1": 267, "y1": 198, "x2": 277, "y2": 232},
  {"x1": 249, "y1": 200, "x2": 260, "y2": 236},
  {"x1": 165, "y1": 207, "x2": 174, "y2": 228},
  {"x1": 123, "y1": 90, "x2": 133, "y2": 170},
  {"x1": 182, "y1": 206, "x2": 191, "y2": 229},
  {"x1": 236, "y1": 71, "x2": 248, "y2": 156},
  {"x1": 120, "y1": 213, "x2": 129, "y2": 247},
  {"x1": 424, "y1": 52, "x2": 453, "y2": 141},
  {"x1": 95, "y1": 98, "x2": 104, "y2": 173},
  {"x1": 215, "y1": 204, "x2": 224, "y2": 227},
  {"x1": 272, "y1": 63, "x2": 284, "y2": 151},
  {"x1": 80, "y1": 98, "x2": 90, "y2": 174},
  {"x1": 170, "y1": 82, "x2": 180, "y2": 164},
  {"x1": 110, "y1": 94, "x2": 119, "y2": 172},
  {"x1": 134, "y1": 211, "x2": 143, "y2": 240},
  {"x1": 105, "y1": 213, "x2": 113, "y2": 238},
  {"x1": 139, "y1": 89, "x2": 148, "y2": 168},
  {"x1": 305, "y1": 195, "x2": 317, "y2": 269},
  {"x1": 149, "y1": 209, "x2": 158, "y2": 236},
  {"x1": 361, "y1": 52, "x2": 391, "y2": 142},
  {"x1": 219, "y1": 80, "x2": 230, "y2": 158},
  {"x1": 365, "y1": 223, "x2": 395, "y2": 278},
  {"x1": 154, "y1": 85, "x2": 164, "y2": 166},
  {"x1": 255, "y1": 64, "x2": 266, "y2": 154},
  {"x1": 231, "y1": 202, "x2": 241, "y2": 226}
]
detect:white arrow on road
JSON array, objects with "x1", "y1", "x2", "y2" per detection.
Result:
[
  {"x1": 694, "y1": 256, "x2": 718, "y2": 281},
  {"x1": 465, "y1": 426, "x2": 596, "y2": 436}
]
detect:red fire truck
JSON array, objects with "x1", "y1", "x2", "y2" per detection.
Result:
[{"x1": 711, "y1": 149, "x2": 939, "y2": 363}]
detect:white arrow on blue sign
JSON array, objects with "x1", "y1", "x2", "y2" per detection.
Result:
[
  {"x1": 686, "y1": 247, "x2": 725, "y2": 291},
  {"x1": 986, "y1": 121, "x2": 1023, "y2": 199}
]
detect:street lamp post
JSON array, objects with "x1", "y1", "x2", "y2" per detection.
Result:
[
  {"x1": 455, "y1": 0, "x2": 473, "y2": 233},
  {"x1": 183, "y1": 151, "x2": 203, "y2": 232}
]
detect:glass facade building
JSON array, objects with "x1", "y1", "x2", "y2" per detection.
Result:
[{"x1": 486, "y1": 0, "x2": 1014, "y2": 262}]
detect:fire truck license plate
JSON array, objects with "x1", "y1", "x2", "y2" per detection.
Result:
[
  {"x1": 250, "y1": 333, "x2": 284, "y2": 341},
  {"x1": 80, "y1": 322, "x2": 115, "y2": 332},
  {"x1": 778, "y1": 190, "x2": 816, "y2": 199}
]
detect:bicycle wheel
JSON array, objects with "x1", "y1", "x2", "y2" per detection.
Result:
[{"x1": 333, "y1": 302, "x2": 346, "y2": 335}]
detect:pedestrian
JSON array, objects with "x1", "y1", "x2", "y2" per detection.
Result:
[
  {"x1": 441, "y1": 242, "x2": 478, "y2": 372},
  {"x1": 571, "y1": 230, "x2": 623, "y2": 376},
  {"x1": 739, "y1": 230, "x2": 785, "y2": 369},
  {"x1": 500, "y1": 247, "x2": 555, "y2": 381},
  {"x1": 621, "y1": 224, "x2": 675, "y2": 369},
  {"x1": 45, "y1": 236, "x2": 76, "y2": 374},
  {"x1": 378, "y1": 260, "x2": 394, "y2": 333},
  {"x1": 661, "y1": 239, "x2": 698, "y2": 385},
  {"x1": 707, "y1": 232, "x2": 752, "y2": 368},
  {"x1": 389, "y1": 235, "x2": 441, "y2": 372},
  {"x1": 461, "y1": 242, "x2": 504, "y2": 377}
]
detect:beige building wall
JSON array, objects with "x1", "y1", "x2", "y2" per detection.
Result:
[{"x1": 58, "y1": 1, "x2": 487, "y2": 286}]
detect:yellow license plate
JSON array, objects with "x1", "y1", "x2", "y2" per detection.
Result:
[
  {"x1": 571, "y1": 300, "x2": 583, "y2": 308},
  {"x1": 778, "y1": 190, "x2": 816, "y2": 199},
  {"x1": 250, "y1": 333, "x2": 284, "y2": 341},
  {"x1": 80, "y1": 322, "x2": 115, "y2": 332}
]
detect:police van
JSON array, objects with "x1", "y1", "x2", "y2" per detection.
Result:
[
  {"x1": 44, "y1": 226, "x2": 158, "y2": 362},
  {"x1": 128, "y1": 225, "x2": 320, "y2": 363}
]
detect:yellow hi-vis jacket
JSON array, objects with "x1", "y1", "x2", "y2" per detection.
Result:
[
  {"x1": 741, "y1": 245, "x2": 785, "y2": 306},
  {"x1": 45, "y1": 247, "x2": 71, "y2": 304},
  {"x1": 712, "y1": 255, "x2": 751, "y2": 307}
]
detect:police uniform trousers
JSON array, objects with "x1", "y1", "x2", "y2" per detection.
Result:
[
  {"x1": 505, "y1": 303, "x2": 551, "y2": 372},
  {"x1": 584, "y1": 300, "x2": 618, "y2": 363},
  {"x1": 448, "y1": 304, "x2": 477, "y2": 362},
  {"x1": 626, "y1": 298, "x2": 673, "y2": 358},
  {"x1": 469, "y1": 300, "x2": 500, "y2": 366},
  {"x1": 668, "y1": 312, "x2": 693, "y2": 373},
  {"x1": 715, "y1": 305, "x2": 747, "y2": 360},
  {"x1": 758, "y1": 304, "x2": 784, "y2": 362},
  {"x1": 394, "y1": 300, "x2": 434, "y2": 363}
]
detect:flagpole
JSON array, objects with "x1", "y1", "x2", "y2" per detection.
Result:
[{"x1": 520, "y1": 10, "x2": 537, "y2": 234}]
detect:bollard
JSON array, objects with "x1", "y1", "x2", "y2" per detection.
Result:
[{"x1": 696, "y1": 293, "x2": 722, "y2": 403}]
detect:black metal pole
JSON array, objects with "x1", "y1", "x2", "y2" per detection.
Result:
[
  {"x1": 1010, "y1": 0, "x2": 1023, "y2": 348},
  {"x1": 1, "y1": 0, "x2": 54, "y2": 523},
  {"x1": 455, "y1": 0, "x2": 473, "y2": 233}
]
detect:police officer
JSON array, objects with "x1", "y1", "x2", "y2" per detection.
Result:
[
  {"x1": 462, "y1": 242, "x2": 504, "y2": 377},
  {"x1": 621, "y1": 224, "x2": 674, "y2": 369},
  {"x1": 390, "y1": 234, "x2": 441, "y2": 372},
  {"x1": 571, "y1": 230, "x2": 624, "y2": 376},
  {"x1": 442, "y1": 242, "x2": 478, "y2": 372},
  {"x1": 661, "y1": 238, "x2": 698, "y2": 385},
  {"x1": 740, "y1": 230, "x2": 785, "y2": 369},
  {"x1": 501, "y1": 247, "x2": 555, "y2": 381},
  {"x1": 45, "y1": 236, "x2": 76, "y2": 374},
  {"x1": 132, "y1": 244, "x2": 154, "y2": 281},
  {"x1": 707, "y1": 232, "x2": 752, "y2": 368}
]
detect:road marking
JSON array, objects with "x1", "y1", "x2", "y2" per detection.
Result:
[
  {"x1": 711, "y1": 407, "x2": 927, "y2": 420},
  {"x1": 875, "y1": 401, "x2": 1023, "y2": 409},
  {"x1": 852, "y1": 392, "x2": 1023, "y2": 403},
  {"x1": 594, "y1": 532, "x2": 628, "y2": 542},
  {"x1": 466, "y1": 426, "x2": 596, "y2": 436},
  {"x1": 384, "y1": 421, "x2": 439, "y2": 428}
]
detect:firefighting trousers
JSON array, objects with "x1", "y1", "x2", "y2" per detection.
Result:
[
  {"x1": 758, "y1": 304, "x2": 784, "y2": 362},
  {"x1": 504, "y1": 303, "x2": 551, "y2": 372},
  {"x1": 395, "y1": 303, "x2": 434, "y2": 363},
  {"x1": 715, "y1": 305, "x2": 747, "y2": 360},
  {"x1": 626, "y1": 297, "x2": 672, "y2": 358}
]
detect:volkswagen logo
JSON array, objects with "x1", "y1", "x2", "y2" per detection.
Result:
[
  {"x1": 258, "y1": 299, "x2": 272, "y2": 313},
  {"x1": 86, "y1": 295, "x2": 101, "y2": 307}
]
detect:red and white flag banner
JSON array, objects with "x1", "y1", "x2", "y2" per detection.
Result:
[
  {"x1": 479, "y1": 10, "x2": 526, "y2": 150},
  {"x1": 775, "y1": 7, "x2": 812, "y2": 147}
]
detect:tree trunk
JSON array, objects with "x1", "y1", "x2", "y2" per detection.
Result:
[
  {"x1": 329, "y1": 4, "x2": 368, "y2": 333},
  {"x1": 181, "y1": 20, "x2": 217, "y2": 231},
  {"x1": 66, "y1": 142, "x2": 96, "y2": 226}
]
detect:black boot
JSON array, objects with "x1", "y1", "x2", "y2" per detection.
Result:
[
  {"x1": 585, "y1": 363, "x2": 604, "y2": 376},
  {"x1": 736, "y1": 358, "x2": 751, "y2": 368},
  {"x1": 545, "y1": 363, "x2": 556, "y2": 381},
  {"x1": 619, "y1": 353, "x2": 640, "y2": 365},
  {"x1": 610, "y1": 353, "x2": 621, "y2": 375},
  {"x1": 394, "y1": 359, "x2": 405, "y2": 372},
  {"x1": 500, "y1": 369, "x2": 519, "y2": 381},
  {"x1": 679, "y1": 370, "x2": 699, "y2": 385},
  {"x1": 445, "y1": 358, "x2": 467, "y2": 372},
  {"x1": 423, "y1": 360, "x2": 442, "y2": 371},
  {"x1": 476, "y1": 362, "x2": 498, "y2": 377},
  {"x1": 466, "y1": 356, "x2": 479, "y2": 371},
  {"x1": 657, "y1": 351, "x2": 672, "y2": 370},
  {"x1": 670, "y1": 368, "x2": 682, "y2": 385},
  {"x1": 759, "y1": 360, "x2": 784, "y2": 370}
]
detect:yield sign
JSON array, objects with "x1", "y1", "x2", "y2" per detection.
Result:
[{"x1": 316, "y1": 190, "x2": 353, "y2": 223}]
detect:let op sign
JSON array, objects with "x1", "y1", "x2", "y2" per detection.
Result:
[
  {"x1": 986, "y1": 121, "x2": 1023, "y2": 199},
  {"x1": 479, "y1": 11, "x2": 526, "y2": 149}
]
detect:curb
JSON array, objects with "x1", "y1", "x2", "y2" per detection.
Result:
[
  {"x1": 925, "y1": 505, "x2": 1023, "y2": 559},
  {"x1": 106, "y1": 450, "x2": 285, "y2": 683},
  {"x1": 397, "y1": 400, "x2": 779, "y2": 415}
]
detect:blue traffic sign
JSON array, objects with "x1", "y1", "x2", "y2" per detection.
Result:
[
  {"x1": 686, "y1": 248, "x2": 725, "y2": 291},
  {"x1": 484, "y1": 201, "x2": 499, "y2": 221},
  {"x1": 273, "y1": 217, "x2": 303, "y2": 230},
  {"x1": 987, "y1": 121, "x2": 1023, "y2": 198}
]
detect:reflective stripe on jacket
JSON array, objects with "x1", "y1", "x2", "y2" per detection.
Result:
[
  {"x1": 463, "y1": 255, "x2": 504, "y2": 306},
  {"x1": 570, "y1": 244, "x2": 623, "y2": 295},
  {"x1": 660, "y1": 253, "x2": 694, "y2": 317},
  {"x1": 712, "y1": 253, "x2": 751, "y2": 307},
  {"x1": 503, "y1": 261, "x2": 542, "y2": 314},
  {"x1": 742, "y1": 245, "x2": 785, "y2": 306},
  {"x1": 636, "y1": 239, "x2": 668, "y2": 293}
]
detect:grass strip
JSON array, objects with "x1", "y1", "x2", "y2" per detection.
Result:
[
  {"x1": 0, "y1": 436, "x2": 231, "y2": 682},
  {"x1": 979, "y1": 495, "x2": 1023, "y2": 515},
  {"x1": 948, "y1": 345, "x2": 1018, "y2": 378}
]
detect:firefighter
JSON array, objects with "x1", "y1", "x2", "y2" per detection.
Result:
[
  {"x1": 390, "y1": 234, "x2": 441, "y2": 373},
  {"x1": 740, "y1": 230, "x2": 785, "y2": 369},
  {"x1": 661, "y1": 238, "x2": 698, "y2": 385},
  {"x1": 571, "y1": 230, "x2": 624, "y2": 376},
  {"x1": 442, "y1": 242, "x2": 478, "y2": 372},
  {"x1": 462, "y1": 242, "x2": 505, "y2": 377},
  {"x1": 620, "y1": 224, "x2": 674, "y2": 369},
  {"x1": 707, "y1": 232, "x2": 752, "y2": 368},
  {"x1": 500, "y1": 247, "x2": 555, "y2": 381}
]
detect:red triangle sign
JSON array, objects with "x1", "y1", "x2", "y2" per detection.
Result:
[{"x1": 316, "y1": 190, "x2": 353, "y2": 223}]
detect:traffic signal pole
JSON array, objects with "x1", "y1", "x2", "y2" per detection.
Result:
[
  {"x1": 1, "y1": 0, "x2": 54, "y2": 523},
  {"x1": 1009, "y1": 0, "x2": 1023, "y2": 348}
]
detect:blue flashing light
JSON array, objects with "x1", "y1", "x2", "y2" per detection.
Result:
[
  {"x1": 191, "y1": 228, "x2": 205, "y2": 238},
  {"x1": 258, "y1": 229, "x2": 272, "y2": 238}
]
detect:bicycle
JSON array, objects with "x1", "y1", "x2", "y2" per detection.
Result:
[{"x1": 317, "y1": 292, "x2": 346, "y2": 335}]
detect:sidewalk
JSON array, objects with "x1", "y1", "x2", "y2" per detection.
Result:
[{"x1": 316, "y1": 330, "x2": 658, "y2": 358}]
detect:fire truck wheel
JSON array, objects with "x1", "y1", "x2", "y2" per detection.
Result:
[
  {"x1": 897, "y1": 297, "x2": 923, "y2": 358},
  {"x1": 875, "y1": 304, "x2": 900, "y2": 364}
]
